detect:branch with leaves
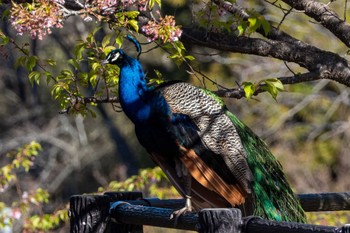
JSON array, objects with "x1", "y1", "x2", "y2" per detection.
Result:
[
  {"x1": 2, "y1": 0, "x2": 350, "y2": 113},
  {"x1": 0, "y1": 142, "x2": 69, "y2": 232}
]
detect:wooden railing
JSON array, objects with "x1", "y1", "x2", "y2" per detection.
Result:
[{"x1": 69, "y1": 191, "x2": 350, "y2": 233}]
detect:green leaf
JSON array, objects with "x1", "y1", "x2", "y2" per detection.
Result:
[
  {"x1": 269, "y1": 78, "x2": 284, "y2": 91},
  {"x1": 1, "y1": 9, "x2": 10, "y2": 20},
  {"x1": 61, "y1": 69, "x2": 74, "y2": 77},
  {"x1": 261, "y1": 78, "x2": 284, "y2": 100},
  {"x1": 28, "y1": 71, "x2": 41, "y2": 85},
  {"x1": 124, "y1": 11, "x2": 139, "y2": 19},
  {"x1": 248, "y1": 17, "x2": 257, "y2": 27},
  {"x1": 74, "y1": 42, "x2": 86, "y2": 60},
  {"x1": 0, "y1": 34, "x2": 9, "y2": 46},
  {"x1": 26, "y1": 56, "x2": 37, "y2": 71},
  {"x1": 149, "y1": 0, "x2": 155, "y2": 9},
  {"x1": 185, "y1": 55, "x2": 195, "y2": 61},
  {"x1": 154, "y1": 69, "x2": 163, "y2": 79},
  {"x1": 78, "y1": 72, "x2": 89, "y2": 86},
  {"x1": 45, "y1": 59, "x2": 56, "y2": 67},
  {"x1": 68, "y1": 59, "x2": 79, "y2": 69},
  {"x1": 237, "y1": 21, "x2": 247, "y2": 36},
  {"x1": 102, "y1": 34, "x2": 112, "y2": 48},
  {"x1": 128, "y1": 20, "x2": 139, "y2": 32},
  {"x1": 115, "y1": 35, "x2": 124, "y2": 48},
  {"x1": 89, "y1": 74, "x2": 98, "y2": 87},
  {"x1": 247, "y1": 16, "x2": 261, "y2": 33},
  {"x1": 88, "y1": 26, "x2": 102, "y2": 42},
  {"x1": 51, "y1": 82, "x2": 69, "y2": 99},
  {"x1": 103, "y1": 46, "x2": 117, "y2": 54},
  {"x1": 44, "y1": 71, "x2": 54, "y2": 84},
  {"x1": 22, "y1": 159, "x2": 32, "y2": 172},
  {"x1": 15, "y1": 56, "x2": 27, "y2": 69},
  {"x1": 242, "y1": 82, "x2": 256, "y2": 99},
  {"x1": 260, "y1": 17, "x2": 271, "y2": 36},
  {"x1": 91, "y1": 62, "x2": 101, "y2": 71},
  {"x1": 28, "y1": 141, "x2": 42, "y2": 152}
]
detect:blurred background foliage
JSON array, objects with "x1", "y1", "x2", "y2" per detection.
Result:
[{"x1": 1, "y1": 0, "x2": 350, "y2": 232}]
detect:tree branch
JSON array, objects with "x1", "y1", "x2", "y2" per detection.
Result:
[
  {"x1": 58, "y1": 96, "x2": 120, "y2": 114},
  {"x1": 66, "y1": 72, "x2": 322, "y2": 102},
  {"x1": 282, "y1": 0, "x2": 350, "y2": 47},
  {"x1": 2, "y1": 0, "x2": 84, "y2": 10},
  {"x1": 213, "y1": 71, "x2": 322, "y2": 99},
  {"x1": 211, "y1": 0, "x2": 302, "y2": 45},
  {"x1": 181, "y1": 27, "x2": 350, "y2": 87}
]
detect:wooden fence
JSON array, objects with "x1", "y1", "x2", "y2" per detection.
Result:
[{"x1": 69, "y1": 191, "x2": 350, "y2": 233}]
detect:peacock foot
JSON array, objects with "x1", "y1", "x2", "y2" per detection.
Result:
[{"x1": 170, "y1": 195, "x2": 193, "y2": 225}]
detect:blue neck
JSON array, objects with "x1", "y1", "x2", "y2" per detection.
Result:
[{"x1": 118, "y1": 56, "x2": 153, "y2": 125}]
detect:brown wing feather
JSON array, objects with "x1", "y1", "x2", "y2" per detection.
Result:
[
  {"x1": 151, "y1": 151, "x2": 237, "y2": 209},
  {"x1": 178, "y1": 146, "x2": 247, "y2": 206}
]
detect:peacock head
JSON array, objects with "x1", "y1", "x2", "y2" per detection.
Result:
[
  {"x1": 103, "y1": 36, "x2": 141, "y2": 66},
  {"x1": 103, "y1": 49, "x2": 126, "y2": 66}
]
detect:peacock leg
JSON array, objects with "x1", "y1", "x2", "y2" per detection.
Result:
[{"x1": 170, "y1": 175, "x2": 193, "y2": 224}]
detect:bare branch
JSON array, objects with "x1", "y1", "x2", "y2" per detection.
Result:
[
  {"x1": 282, "y1": 0, "x2": 350, "y2": 47},
  {"x1": 211, "y1": 0, "x2": 250, "y2": 19}
]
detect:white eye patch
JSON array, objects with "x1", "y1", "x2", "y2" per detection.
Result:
[{"x1": 110, "y1": 52, "x2": 120, "y2": 62}]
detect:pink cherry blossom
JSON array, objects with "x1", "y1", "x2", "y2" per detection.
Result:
[
  {"x1": 10, "y1": 0, "x2": 64, "y2": 40},
  {"x1": 141, "y1": 15, "x2": 182, "y2": 42}
]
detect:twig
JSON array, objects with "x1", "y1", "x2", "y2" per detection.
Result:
[{"x1": 277, "y1": 7, "x2": 293, "y2": 29}]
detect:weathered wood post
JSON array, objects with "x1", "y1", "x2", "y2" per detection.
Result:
[
  {"x1": 197, "y1": 208, "x2": 242, "y2": 233},
  {"x1": 69, "y1": 192, "x2": 143, "y2": 233}
]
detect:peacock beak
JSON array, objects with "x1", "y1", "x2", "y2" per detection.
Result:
[{"x1": 101, "y1": 59, "x2": 109, "y2": 65}]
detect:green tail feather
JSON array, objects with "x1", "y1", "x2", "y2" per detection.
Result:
[
  {"x1": 200, "y1": 88, "x2": 306, "y2": 222},
  {"x1": 226, "y1": 110, "x2": 306, "y2": 223}
]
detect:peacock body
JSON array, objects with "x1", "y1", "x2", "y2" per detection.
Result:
[{"x1": 104, "y1": 47, "x2": 306, "y2": 223}]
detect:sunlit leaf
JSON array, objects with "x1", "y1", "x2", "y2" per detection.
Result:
[
  {"x1": 115, "y1": 35, "x2": 124, "y2": 49},
  {"x1": 242, "y1": 82, "x2": 256, "y2": 99},
  {"x1": 0, "y1": 33, "x2": 9, "y2": 45},
  {"x1": 185, "y1": 55, "x2": 195, "y2": 61},
  {"x1": 128, "y1": 20, "x2": 139, "y2": 32},
  {"x1": 261, "y1": 78, "x2": 284, "y2": 100},
  {"x1": 45, "y1": 59, "x2": 56, "y2": 67},
  {"x1": 28, "y1": 71, "x2": 41, "y2": 85},
  {"x1": 102, "y1": 34, "x2": 112, "y2": 48},
  {"x1": 124, "y1": 11, "x2": 139, "y2": 19}
]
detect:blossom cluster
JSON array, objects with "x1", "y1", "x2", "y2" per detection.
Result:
[
  {"x1": 142, "y1": 15, "x2": 182, "y2": 42},
  {"x1": 136, "y1": 0, "x2": 148, "y2": 11},
  {"x1": 93, "y1": 0, "x2": 136, "y2": 15},
  {"x1": 91, "y1": 0, "x2": 148, "y2": 16},
  {"x1": 9, "y1": 0, "x2": 182, "y2": 42},
  {"x1": 10, "y1": 0, "x2": 64, "y2": 40}
]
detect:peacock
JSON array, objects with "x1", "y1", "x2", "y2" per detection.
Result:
[{"x1": 103, "y1": 39, "x2": 306, "y2": 223}]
